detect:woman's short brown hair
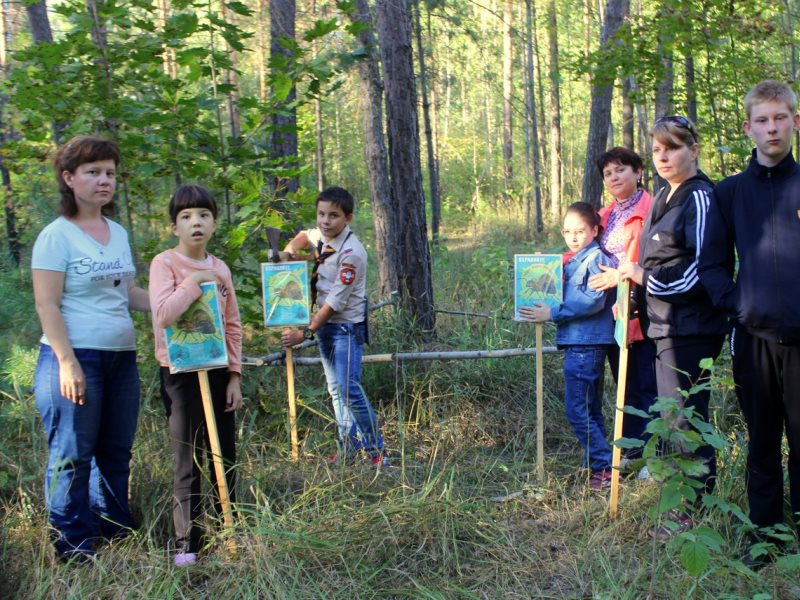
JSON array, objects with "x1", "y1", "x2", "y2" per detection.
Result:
[
  {"x1": 596, "y1": 147, "x2": 644, "y2": 175},
  {"x1": 53, "y1": 135, "x2": 121, "y2": 217}
]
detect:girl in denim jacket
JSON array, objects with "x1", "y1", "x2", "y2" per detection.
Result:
[{"x1": 520, "y1": 202, "x2": 616, "y2": 490}]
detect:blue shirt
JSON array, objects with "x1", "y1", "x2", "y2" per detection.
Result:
[{"x1": 551, "y1": 241, "x2": 615, "y2": 346}]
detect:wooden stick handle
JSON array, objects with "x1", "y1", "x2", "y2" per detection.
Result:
[
  {"x1": 197, "y1": 370, "x2": 236, "y2": 551},
  {"x1": 286, "y1": 346, "x2": 299, "y2": 461},
  {"x1": 610, "y1": 280, "x2": 631, "y2": 519},
  {"x1": 536, "y1": 322, "x2": 545, "y2": 481}
]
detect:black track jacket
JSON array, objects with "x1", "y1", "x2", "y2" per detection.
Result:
[
  {"x1": 699, "y1": 150, "x2": 800, "y2": 345},
  {"x1": 639, "y1": 171, "x2": 728, "y2": 340}
]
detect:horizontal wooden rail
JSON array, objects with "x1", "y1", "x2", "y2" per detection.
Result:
[{"x1": 243, "y1": 346, "x2": 560, "y2": 367}]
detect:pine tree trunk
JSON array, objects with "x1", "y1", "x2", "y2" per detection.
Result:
[
  {"x1": 348, "y1": 0, "x2": 398, "y2": 298},
  {"x1": 375, "y1": 0, "x2": 435, "y2": 335},
  {"x1": 1, "y1": 0, "x2": 20, "y2": 265},
  {"x1": 256, "y1": 0, "x2": 267, "y2": 103},
  {"x1": 581, "y1": 0, "x2": 629, "y2": 208},
  {"x1": 414, "y1": 0, "x2": 440, "y2": 241},
  {"x1": 524, "y1": 0, "x2": 543, "y2": 234},
  {"x1": 531, "y1": 3, "x2": 548, "y2": 207},
  {"x1": 547, "y1": 0, "x2": 563, "y2": 223},
  {"x1": 622, "y1": 76, "x2": 634, "y2": 149},
  {"x1": 311, "y1": 0, "x2": 324, "y2": 191},
  {"x1": 26, "y1": 0, "x2": 67, "y2": 144},
  {"x1": 502, "y1": 0, "x2": 514, "y2": 204},
  {"x1": 269, "y1": 0, "x2": 298, "y2": 196}
]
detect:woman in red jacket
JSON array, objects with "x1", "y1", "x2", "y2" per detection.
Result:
[{"x1": 588, "y1": 147, "x2": 657, "y2": 477}]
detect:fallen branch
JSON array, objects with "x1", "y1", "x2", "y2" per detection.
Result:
[{"x1": 243, "y1": 346, "x2": 559, "y2": 367}]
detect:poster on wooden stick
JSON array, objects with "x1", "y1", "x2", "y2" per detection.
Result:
[
  {"x1": 514, "y1": 254, "x2": 562, "y2": 481},
  {"x1": 261, "y1": 261, "x2": 311, "y2": 461}
]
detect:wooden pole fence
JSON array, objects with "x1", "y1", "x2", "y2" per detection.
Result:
[{"x1": 244, "y1": 346, "x2": 560, "y2": 367}]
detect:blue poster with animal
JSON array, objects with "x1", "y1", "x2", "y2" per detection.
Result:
[
  {"x1": 514, "y1": 254, "x2": 563, "y2": 320},
  {"x1": 165, "y1": 282, "x2": 229, "y2": 373},
  {"x1": 261, "y1": 261, "x2": 311, "y2": 328}
]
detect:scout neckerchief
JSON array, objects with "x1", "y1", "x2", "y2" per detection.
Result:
[{"x1": 311, "y1": 230, "x2": 353, "y2": 307}]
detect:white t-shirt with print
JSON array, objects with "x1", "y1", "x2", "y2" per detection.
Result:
[{"x1": 32, "y1": 216, "x2": 137, "y2": 350}]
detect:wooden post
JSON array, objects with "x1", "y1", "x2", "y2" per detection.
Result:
[
  {"x1": 610, "y1": 279, "x2": 631, "y2": 519},
  {"x1": 197, "y1": 369, "x2": 236, "y2": 551},
  {"x1": 286, "y1": 345, "x2": 299, "y2": 460},
  {"x1": 536, "y1": 322, "x2": 545, "y2": 481}
]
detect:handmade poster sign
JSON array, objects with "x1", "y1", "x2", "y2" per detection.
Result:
[
  {"x1": 614, "y1": 278, "x2": 631, "y2": 348},
  {"x1": 261, "y1": 261, "x2": 311, "y2": 328},
  {"x1": 513, "y1": 254, "x2": 563, "y2": 320},
  {"x1": 164, "y1": 282, "x2": 228, "y2": 374}
]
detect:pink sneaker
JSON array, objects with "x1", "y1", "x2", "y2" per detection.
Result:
[
  {"x1": 589, "y1": 469, "x2": 613, "y2": 491},
  {"x1": 174, "y1": 552, "x2": 197, "y2": 566}
]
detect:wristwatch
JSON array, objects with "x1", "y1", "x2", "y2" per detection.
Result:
[{"x1": 302, "y1": 327, "x2": 315, "y2": 340}]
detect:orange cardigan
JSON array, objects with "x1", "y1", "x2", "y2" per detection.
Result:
[{"x1": 599, "y1": 190, "x2": 653, "y2": 343}]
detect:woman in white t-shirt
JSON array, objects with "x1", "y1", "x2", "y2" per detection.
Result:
[{"x1": 31, "y1": 135, "x2": 150, "y2": 561}]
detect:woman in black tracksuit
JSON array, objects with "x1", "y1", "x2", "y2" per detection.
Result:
[{"x1": 619, "y1": 116, "x2": 728, "y2": 537}]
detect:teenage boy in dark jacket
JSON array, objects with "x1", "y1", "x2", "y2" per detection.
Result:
[{"x1": 699, "y1": 80, "x2": 800, "y2": 565}]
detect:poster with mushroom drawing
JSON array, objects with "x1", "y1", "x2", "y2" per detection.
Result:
[
  {"x1": 261, "y1": 261, "x2": 311, "y2": 328},
  {"x1": 165, "y1": 282, "x2": 229, "y2": 373},
  {"x1": 513, "y1": 254, "x2": 563, "y2": 321}
]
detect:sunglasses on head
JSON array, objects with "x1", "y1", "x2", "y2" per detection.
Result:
[{"x1": 655, "y1": 115, "x2": 698, "y2": 142}]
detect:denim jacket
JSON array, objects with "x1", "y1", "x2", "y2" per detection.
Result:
[{"x1": 551, "y1": 241, "x2": 616, "y2": 346}]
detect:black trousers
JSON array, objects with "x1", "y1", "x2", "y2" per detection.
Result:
[
  {"x1": 654, "y1": 335, "x2": 724, "y2": 498},
  {"x1": 607, "y1": 338, "x2": 658, "y2": 459},
  {"x1": 732, "y1": 325, "x2": 800, "y2": 530},
  {"x1": 160, "y1": 367, "x2": 236, "y2": 554}
]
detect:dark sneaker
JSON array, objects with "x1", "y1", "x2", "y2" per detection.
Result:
[
  {"x1": 589, "y1": 469, "x2": 613, "y2": 490},
  {"x1": 739, "y1": 544, "x2": 775, "y2": 571},
  {"x1": 649, "y1": 509, "x2": 693, "y2": 540}
]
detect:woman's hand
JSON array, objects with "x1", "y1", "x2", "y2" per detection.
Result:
[
  {"x1": 588, "y1": 264, "x2": 620, "y2": 292},
  {"x1": 519, "y1": 303, "x2": 552, "y2": 323},
  {"x1": 225, "y1": 373, "x2": 242, "y2": 412},
  {"x1": 59, "y1": 357, "x2": 86, "y2": 405},
  {"x1": 618, "y1": 260, "x2": 645, "y2": 285}
]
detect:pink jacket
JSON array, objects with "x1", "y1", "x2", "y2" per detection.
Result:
[
  {"x1": 149, "y1": 248, "x2": 242, "y2": 373},
  {"x1": 599, "y1": 190, "x2": 653, "y2": 343}
]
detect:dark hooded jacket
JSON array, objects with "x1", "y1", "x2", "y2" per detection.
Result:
[{"x1": 698, "y1": 150, "x2": 800, "y2": 344}]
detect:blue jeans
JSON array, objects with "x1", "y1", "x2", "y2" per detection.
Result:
[
  {"x1": 317, "y1": 322, "x2": 383, "y2": 457},
  {"x1": 34, "y1": 344, "x2": 140, "y2": 557},
  {"x1": 562, "y1": 345, "x2": 613, "y2": 471}
]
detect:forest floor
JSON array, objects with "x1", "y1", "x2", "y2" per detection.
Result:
[{"x1": 1, "y1": 217, "x2": 799, "y2": 599}]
